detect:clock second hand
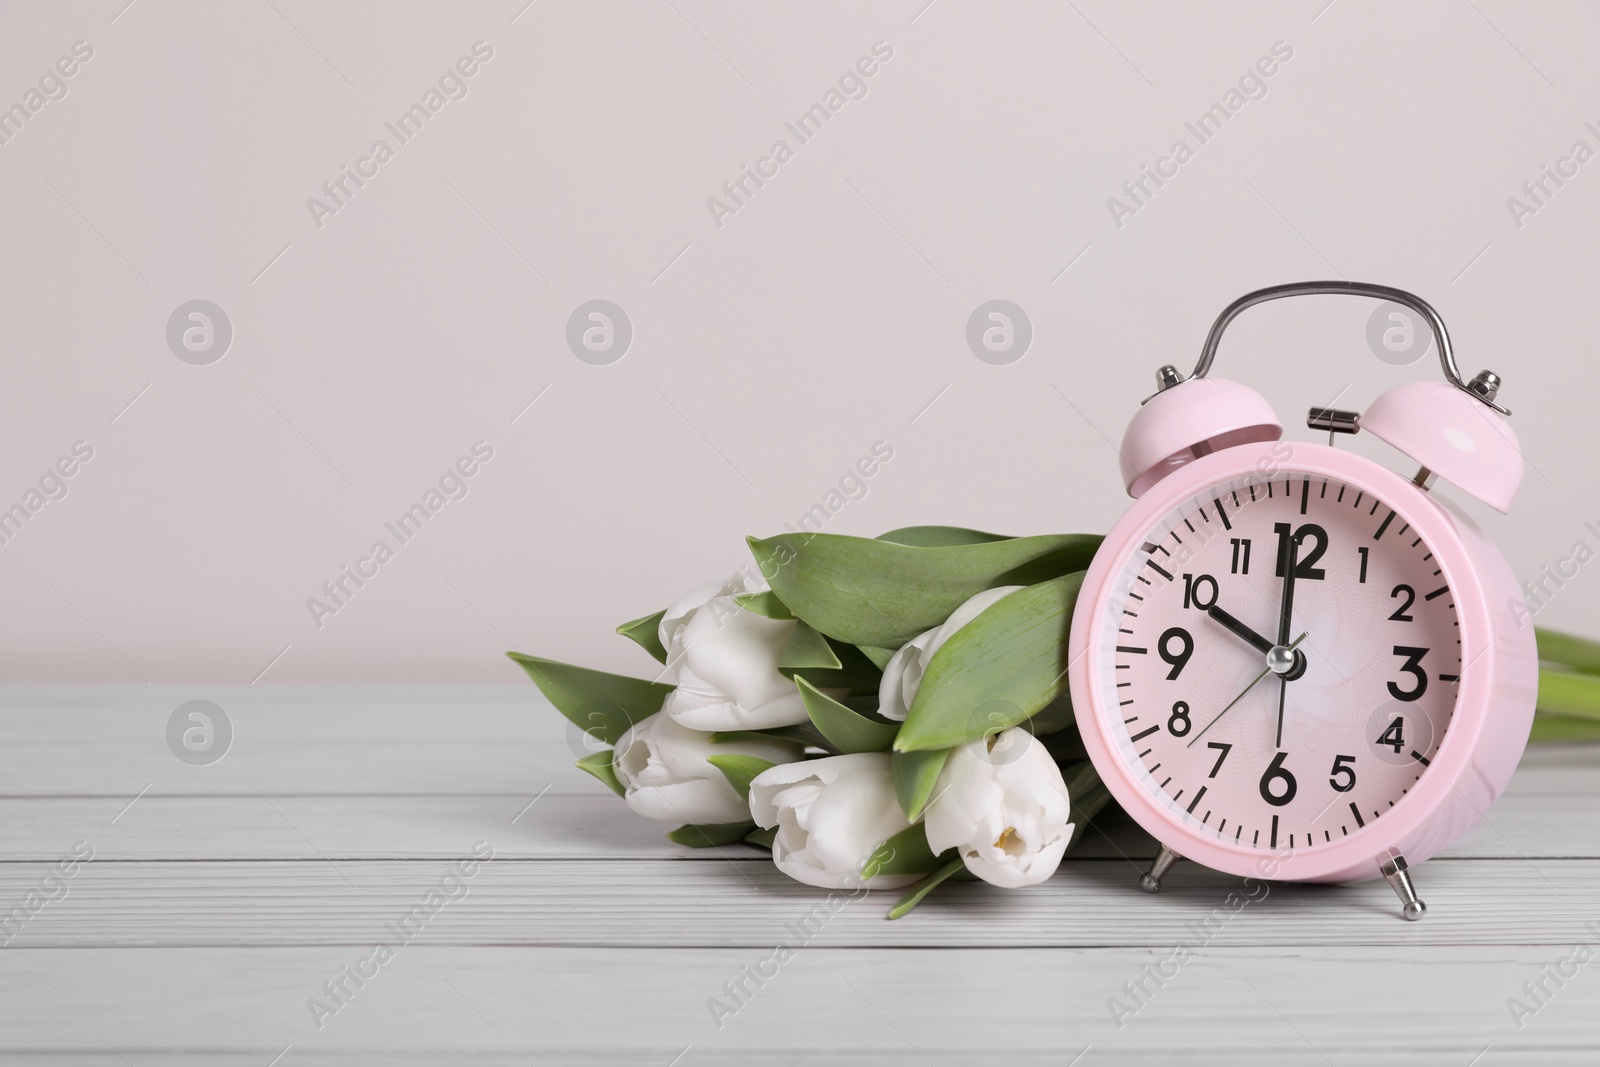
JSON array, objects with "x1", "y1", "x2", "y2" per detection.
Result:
[{"x1": 1187, "y1": 631, "x2": 1308, "y2": 748}]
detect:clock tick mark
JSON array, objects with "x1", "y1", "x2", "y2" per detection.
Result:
[
  {"x1": 1374, "y1": 509, "x2": 1396, "y2": 539},
  {"x1": 1147, "y1": 559, "x2": 1174, "y2": 581},
  {"x1": 1425, "y1": 586, "x2": 1450, "y2": 601},
  {"x1": 1215, "y1": 498, "x2": 1232, "y2": 530},
  {"x1": 1186, "y1": 786, "x2": 1207, "y2": 814},
  {"x1": 1129, "y1": 725, "x2": 1159, "y2": 742},
  {"x1": 1353, "y1": 491, "x2": 1363, "y2": 509},
  {"x1": 1411, "y1": 750, "x2": 1431, "y2": 765},
  {"x1": 1350, "y1": 803, "x2": 1365, "y2": 828},
  {"x1": 1160, "y1": 777, "x2": 1172, "y2": 788}
]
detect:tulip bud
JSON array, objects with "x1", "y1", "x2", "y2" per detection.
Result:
[
  {"x1": 614, "y1": 710, "x2": 801, "y2": 823},
  {"x1": 659, "y1": 571, "x2": 814, "y2": 731},
  {"x1": 924, "y1": 728, "x2": 1073, "y2": 888},
  {"x1": 748, "y1": 753, "x2": 921, "y2": 890}
]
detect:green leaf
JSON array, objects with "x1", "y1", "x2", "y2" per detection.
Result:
[
  {"x1": 877, "y1": 526, "x2": 1013, "y2": 547},
  {"x1": 892, "y1": 747, "x2": 951, "y2": 820},
  {"x1": 886, "y1": 583, "x2": 1074, "y2": 753},
  {"x1": 862, "y1": 823, "x2": 950, "y2": 879},
  {"x1": 887, "y1": 858, "x2": 971, "y2": 920},
  {"x1": 1538, "y1": 629, "x2": 1600, "y2": 675},
  {"x1": 745, "y1": 825, "x2": 778, "y2": 849},
  {"x1": 1538, "y1": 668, "x2": 1600, "y2": 721},
  {"x1": 711, "y1": 724, "x2": 838, "y2": 753},
  {"x1": 1060, "y1": 760, "x2": 1113, "y2": 852},
  {"x1": 895, "y1": 573, "x2": 1084, "y2": 752},
  {"x1": 797, "y1": 677, "x2": 899, "y2": 753},
  {"x1": 1530, "y1": 712, "x2": 1600, "y2": 743},
  {"x1": 1038, "y1": 726, "x2": 1088, "y2": 762},
  {"x1": 747, "y1": 531, "x2": 1102, "y2": 647},
  {"x1": 734, "y1": 590, "x2": 796, "y2": 619},
  {"x1": 784, "y1": 640, "x2": 884, "y2": 693},
  {"x1": 706, "y1": 753, "x2": 775, "y2": 800},
  {"x1": 615, "y1": 610, "x2": 667, "y2": 664},
  {"x1": 507, "y1": 652, "x2": 672, "y2": 746},
  {"x1": 857, "y1": 644, "x2": 897, "y2": 670},
  {"x1": 574, "y1": 749, "x2": 624, "y2": 797},
  {"x1": 668, "y1": 822, "x2": 758, "y2": 847},
  {"x1": 779, "y1": 621, "x2": 842, "y2": 669}
]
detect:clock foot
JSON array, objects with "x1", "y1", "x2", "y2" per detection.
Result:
[
  {"x1": 1140, "y1": 845, "x2": 1183, "y2": 893},
  {"x1": 1379, "y1": 853, "x2": 1427, "y2": 920}
]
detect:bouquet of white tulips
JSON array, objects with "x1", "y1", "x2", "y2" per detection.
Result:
[{"x1": 509, "y1": 525, "x2": 1114, "y2": 918}]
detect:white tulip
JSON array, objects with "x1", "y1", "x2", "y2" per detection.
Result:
[
  {"x1": 924, "y1": 728, "x2": 1073, "y2": 888},
  {"x1": 659, "y1": 571, "x2": 813, "y2": 731},
  {"x1": 877, "y1": 586, "x2": 1024, "y2": 722},
  {"x1": 613, "y1": 710, "x2": 802, "y2": 824},
  {"x1": 748, "y1": 753, "x2": 921, "y2": 890}
]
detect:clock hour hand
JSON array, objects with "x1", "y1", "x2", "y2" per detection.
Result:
[
  {"x1": 1207, "y1": 604, "x2": 1275, "y2": 655},
  {"x1": 1207, "y1": 603, "x2": 1307, "y2": 678}
]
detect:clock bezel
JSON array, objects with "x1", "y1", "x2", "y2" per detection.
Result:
[{"x1": 1070, "y1": 440, "x2": 1503, "y2": 884}]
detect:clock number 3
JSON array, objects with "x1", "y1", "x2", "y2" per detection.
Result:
[{"x1": 1388, "y1": 645, "x2": 1429, "y2": 701}]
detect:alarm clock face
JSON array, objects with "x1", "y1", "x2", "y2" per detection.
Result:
[{"x1": 1094, "y1": 466, "x2": 1463, "y2": 854}]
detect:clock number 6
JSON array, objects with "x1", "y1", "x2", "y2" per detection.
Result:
[
  {"x1": 1158, "y1": 627, "x2": 1193, "y2": 680},
  {"x1": 1259, "y1": 751, "x2": 1298, "y2": 806},
  {"x1": 1388, "y1": 645, "x2": 1429, "y2": 702}
]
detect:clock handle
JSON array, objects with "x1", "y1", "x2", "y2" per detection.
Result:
[{"x1": 1185, "y1": 281, "x2": 1509, "y2": 416}]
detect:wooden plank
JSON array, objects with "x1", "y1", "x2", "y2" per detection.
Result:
[
  {"x1": 0, "y1": 946, "x2": 1594, "y2": 1061},
  {"x1": 3, "y1": 686, "x2": 1595, "y2": 798},
  {"x1": 0, "y1": 856, "x2": 1594, "y2": 949},
  {"x1": 0, "y1": 787, "x2": 1589, "y2": 861}
]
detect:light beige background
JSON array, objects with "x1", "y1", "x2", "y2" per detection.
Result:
[{"x1": 1, "y1": 0, "x2": 1595, "y2": 684}]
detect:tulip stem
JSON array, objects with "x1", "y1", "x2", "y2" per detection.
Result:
[{"x1": 886, "y1": 858, "x2": 971, "y2": 920}]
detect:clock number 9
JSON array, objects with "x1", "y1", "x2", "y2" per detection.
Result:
[
  {"x1": 1158, "y1": 627, "x2": 1193, "y2": 680},
  {"x1": 1259, "y1": 751, "x2": 1298, "y2": 806}
]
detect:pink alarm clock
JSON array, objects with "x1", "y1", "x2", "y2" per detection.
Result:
[{"x1": 1068, "y1": 281, "x2": 1538, "y2": 920}]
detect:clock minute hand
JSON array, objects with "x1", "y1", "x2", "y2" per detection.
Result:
[{"x1": 1275, "y1": 533, "x2": 1299, "y2": 749}]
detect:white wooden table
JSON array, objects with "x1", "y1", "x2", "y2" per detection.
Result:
[{"x1": 3, "y1": 686, "x2": 1597, "y2": 1064}]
